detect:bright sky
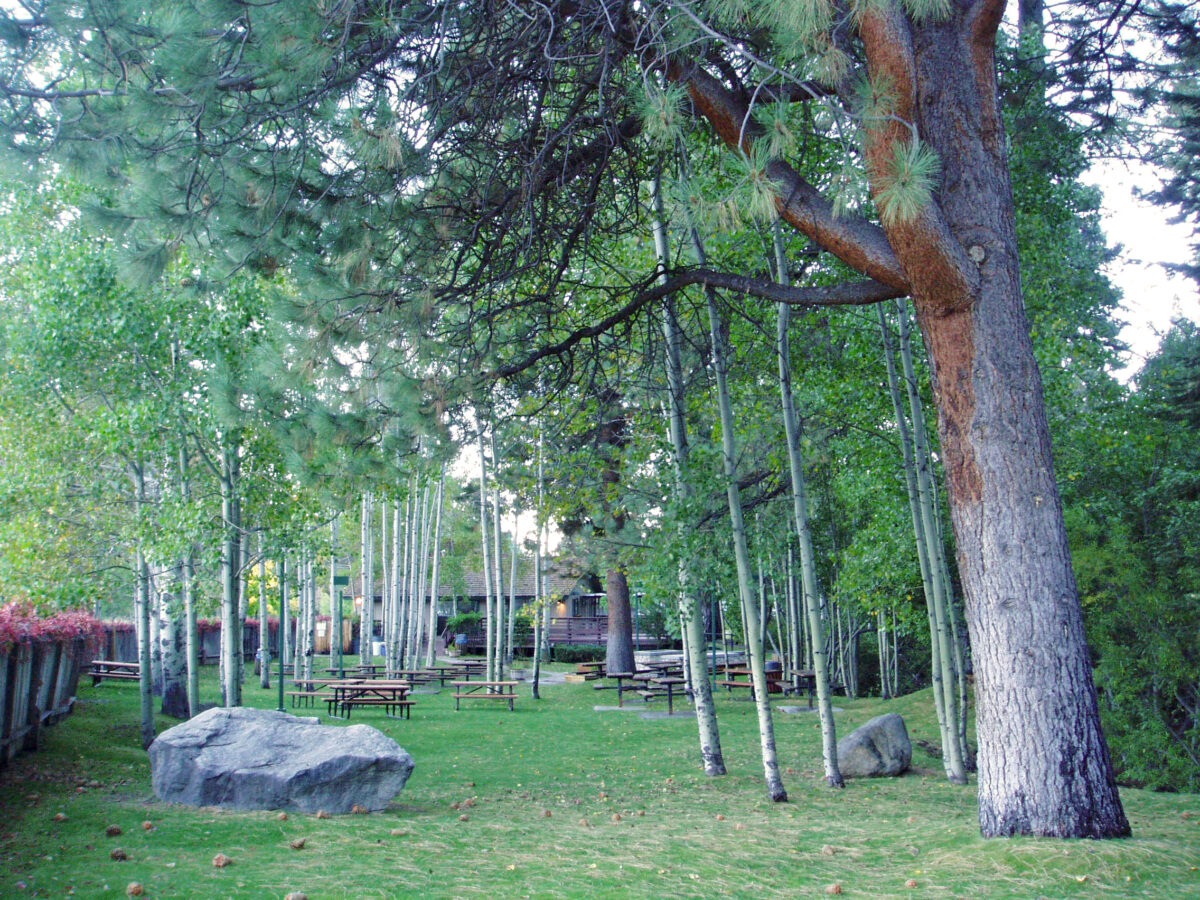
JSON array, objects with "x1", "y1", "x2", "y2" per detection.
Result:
[{"x1": 1087, "y1": 159, "x2": 1200, "y2": 379}]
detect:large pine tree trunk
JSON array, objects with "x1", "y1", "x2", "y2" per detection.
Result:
[
  {"x1": 604, "y1": 569, "x2": 635, "y2": 675},
  {"x1": 887, "y1": 18, "x2": 1129, "y2": 838}
]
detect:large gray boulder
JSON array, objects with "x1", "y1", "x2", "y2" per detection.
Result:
[
  {"x1": 836, "y1": 712, "x2": 912, "y2": 778},
  {"x1": 149, "y1": 707, "x2": 415, "y2": 813}
]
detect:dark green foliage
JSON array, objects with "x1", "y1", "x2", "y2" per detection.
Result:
[{"x1": 551, "y1": 643, "x2": 606, "y2": 664}]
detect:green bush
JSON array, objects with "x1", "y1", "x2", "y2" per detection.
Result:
[
  {"x1": 446, "y1": 611, "x2": 483, "y2": 633},
  {"x1": 552, "y1": 643, "x2": 606, "y2": 663}
]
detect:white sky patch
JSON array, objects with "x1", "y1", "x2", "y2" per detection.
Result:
[{"x1": 1086, "y1": 158, "x2": 1200, "y2": 378}]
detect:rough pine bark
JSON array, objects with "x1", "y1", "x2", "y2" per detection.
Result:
[{"x1": 872, "y1": 11, "x2": 1129, "y2": 838}]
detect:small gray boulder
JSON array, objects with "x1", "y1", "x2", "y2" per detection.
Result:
[
  {"x1": 149, "y1": 707, "x2": 415, "y2": 813},
  {"x1": 836, "y1": 712, "x2": 912, "y2": 778}
]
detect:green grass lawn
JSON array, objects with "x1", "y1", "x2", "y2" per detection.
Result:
[{"x1": 1, "y1": 660, "x2": 1198, "y2": 899}]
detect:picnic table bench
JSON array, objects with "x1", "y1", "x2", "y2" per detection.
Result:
[
  {"x1": 451, "y1": 680, "x2": 518, "y2": 711},
  {"x1": 639, "y1": 676, "x2": 689, "y2": 714},
  {"x1": 325, "y1": 681, "x2": 414, "y2": 719},
  {"x1": 90, "y1": 660, "x2": 140, "y2": 685}
]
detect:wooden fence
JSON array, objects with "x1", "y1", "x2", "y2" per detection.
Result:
[{"x1": 0, "y1": 638, "x2": 89, "y2": 768}]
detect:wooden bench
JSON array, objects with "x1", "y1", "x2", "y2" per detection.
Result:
[
  {"x1": 451, "y1": 680, "x2": 517, "y2": 711},
  {"x1": 286, "y1": 690, "x2": 323, "y2": 708},
  {"x1": 330, "y1": 697, "x2": 414, "y2": 719},
  {"x1": 90, "y1": 660, "x2": 140, "y2": 685}
]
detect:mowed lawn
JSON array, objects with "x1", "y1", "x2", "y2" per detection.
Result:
[{"x1": 1, "y1": 662, "x2": 1198, "y2": 899}]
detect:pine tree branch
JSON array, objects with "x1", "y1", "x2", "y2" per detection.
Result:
[
  {"x1": 490, "y1": 268, "x2": 901, "y2": 379},
  {"x1": 857, "y1": 2, "x2": 978, "y2": 310},
  {"x1": 670, "y1": 61, "x2": 910, "y2": 292}
]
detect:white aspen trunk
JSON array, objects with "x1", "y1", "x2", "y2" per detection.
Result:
[
  {"x1": 379, "y1": 501, "x2": 389, "y2": 669},
  {"x1": 259, "y1": 536, "x2": 270, "y2": 689},
  {"x1": 158, "y1": 562, "x2": 187, "y2": 717},
  {"x1": 900, "y1": 305, "x2": 971, "y2": 764},
  {"x1": 279, "y1": 557, "x2": 290, "y2": 683},
  {"x1": 777, "y1": 290, "x2": 843, "y2": 787},
  {"x1": 149, "y1": 569, "x2": 163, "y2": 694},
  {"x1": 130, "y1": 463, "x2": 155, "y2": 747},
  {"x1": 478, "y1": 426, "x2": 496, "y2": 681},
  {"x1": 692, "y1": 217, "x2": 786, "y2": 800},
  {"x1": 390, "y1": 498, "x2": 403, "y2": 673},
  {"x1": 304, "y1": 554, "x2": 317, "y2": 683},
  {"x1": 899, "y1": 304, "x2": 966, "y2": 767},
  {"x1": 395, "y1": 491, "x2": 411, "y2": 671},
  {"x1": 490, "y1": 430, "x2": 506, "y2": 679},
  {"x1": 507, "y1": 509, "x2": 519, "y2": 666},
  {"x1": 404, "y1": 478, "x2": 422, "y2": 669},
  {"x1": 415, "y1": 479, "x2": 433, "y2": 667},
  {"x1": 330, "y1": 517, "x2": 342, "y2": 671},
  {"x1": 219, "y1": 444, "x2": 240, "y2": 707},
  {"x1": 425, "y1": 468, "x2": 446, "y2": 665},
  {"x1": 652, "y1": 174, "x2": 726, "y2": 776},
  {"x1": 361, "y1": 492, "x2": 375, "y2": 666},
  {"x1": 879, "y1": 303, "x2": 967, "y2": 782}
]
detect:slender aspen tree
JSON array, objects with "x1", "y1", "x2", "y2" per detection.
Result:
[
  {"x1": 774, "y1": 223, "x2": 843, "y2": 787},
  {"x1": 694, "y1": 220, "x2": 787, "y2": 801},
  {"x1": 877, "y1": 303, "x2": 968, "y2": 782},
  {"x1": 651, "y1": 173, "x2": 726, "y2": 777},
  {"x1": 219, "y1": 441, "x2": 241, "y2": 707},
  {"x1": 425, "y1": 467, "x2": 446, "y2": 666},
  {"x1": 278, "y1": 557, "x2": 290, "y2": 685},
  {"x1": 259, "y1": 534, "x2": 270, "y2": 689},
  {"x1": 478, "y1": 425, "x2": 497, "y2": 681},
  {"x1": 490, "y1": 430, "x2": 506, "y2": 677},
  {"x1": 361, "y1": 492, "x2": 375, "y2": 665}
]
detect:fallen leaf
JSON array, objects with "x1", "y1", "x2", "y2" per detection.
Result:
[
  {"x1": 611, "y1": 813, "x2": 622, "y2": 823},
  {"x1": 542, "y1": 810, "x2": 552, "y2": 818},
  {"x1": 212, "y1": 853, "x2": 232, "y2": 868}
]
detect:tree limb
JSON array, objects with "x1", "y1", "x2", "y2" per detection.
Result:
[{"x1": 671, "y1": 62, "x2": 910, "y2": 292}]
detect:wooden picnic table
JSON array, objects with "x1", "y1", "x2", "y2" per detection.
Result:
[
  {"x1": 575, "y1": 661, "x2": 606, "y2": 679},
  {"x1": 90, "y1": 659, "x2": 140, "y2": 685},
  {"x1": 717, "y1": 667, "x2": 784, "y2": 698},
  {"x1": 419, "y1": 664, "x2": 476, "y2": 685},
  {"x1": 451, "y1": 680, "x2": 517, "y2": 711},
  {"x1": 641, "y1": 660, "x2": 684, "y2": 677},
  {"x1": 326, "y1": 680, "x2": 413, "y2": 719}
]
